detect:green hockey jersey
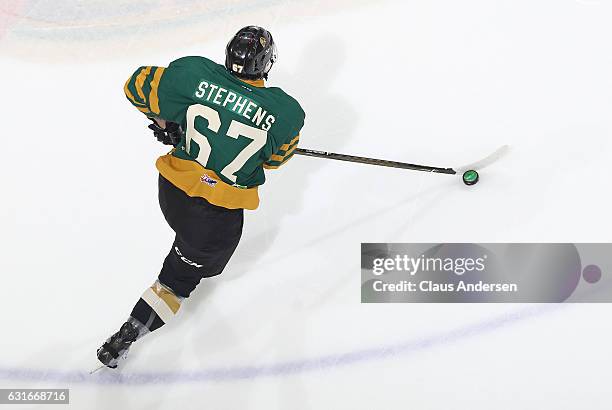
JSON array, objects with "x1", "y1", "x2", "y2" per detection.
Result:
[{"x1": 124, "y1": 56, "x2": 305, "y2": 210}]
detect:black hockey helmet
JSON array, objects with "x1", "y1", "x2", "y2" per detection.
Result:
[{"x1": 225, "y1": 26, "x2": 277, "y2": 80}]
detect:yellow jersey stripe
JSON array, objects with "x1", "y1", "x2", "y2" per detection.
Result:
[
  {"x1": 267, "y1": 152, "x2": 295, "y2": 167},
  {"x1": 241, "y1": 78, "x2": 265, "y2": 88},
  {"x1": 134, "y1": 66, "x2": 152, "y2": 102},
  {"x1": 124, "y1": 77, "x2": 146, "y2": 107},
  {"x1": 285, "y1": 141, "x2": 299, "y2": 156},
  {"x1": 279, "y1": 134, "x2": 300, "y2": 151},
  {"x1": 149, "y1": 67, "x2": 165, "y2": 115},
  {"x1": 269, "y1": 143, "x2": 298, "y2": 162},
  {"x1": 156, "y1": 154, "x2": 260, "y2": 210}
]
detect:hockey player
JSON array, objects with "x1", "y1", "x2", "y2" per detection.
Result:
[{"x1": 96, "y1": 26, "x2": 305, "y2": 368}]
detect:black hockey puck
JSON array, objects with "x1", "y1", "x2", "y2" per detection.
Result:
[{"x1": 462, "y1": 170, "x2": 479, "y2": 186}]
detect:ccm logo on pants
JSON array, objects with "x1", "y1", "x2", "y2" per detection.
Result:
[{"x1": 174, "y1": 246, "x2": 203, "y2": 268}]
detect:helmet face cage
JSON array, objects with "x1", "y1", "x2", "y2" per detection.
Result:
[{"x1": 225, "y1": 26, "x2": 276, "y2": 80}]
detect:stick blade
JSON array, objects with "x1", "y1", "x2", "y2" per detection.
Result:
[{"x1": 455, "y1": 145, "x2": 509, "y2": 173}]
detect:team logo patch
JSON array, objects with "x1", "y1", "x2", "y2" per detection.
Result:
[
  {"x1": 260, "y1": 36, "x2": 267, "y2": 47},
  {"x1": 200, "y1": 174, "x2": 218, "y2": 187}
]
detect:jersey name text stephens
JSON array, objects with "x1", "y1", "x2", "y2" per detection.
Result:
[{"x1": 195, "y1": 80, "x2": 276, "y2": 131}]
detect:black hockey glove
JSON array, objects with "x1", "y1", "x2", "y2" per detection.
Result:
[{"x1": 148, "y1": 119, "x2": 183, "y2": 146}]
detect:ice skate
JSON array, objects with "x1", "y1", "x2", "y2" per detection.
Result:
[{"x1": 96, "y1": 320, "x2": 140, "y2": 369}]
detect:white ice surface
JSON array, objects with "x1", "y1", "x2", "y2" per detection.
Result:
[{"x1": 0, "y1": 0, "x2": 611, "y2": 409}]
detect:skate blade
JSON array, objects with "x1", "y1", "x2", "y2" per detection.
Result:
[{"x1": 89, "y1": 364, "x2": 105, "y2": 374}]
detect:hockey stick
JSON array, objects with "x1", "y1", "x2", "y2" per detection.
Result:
[{"x1": 295, "y1": 145, "x2": 509, "y2": 176}]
